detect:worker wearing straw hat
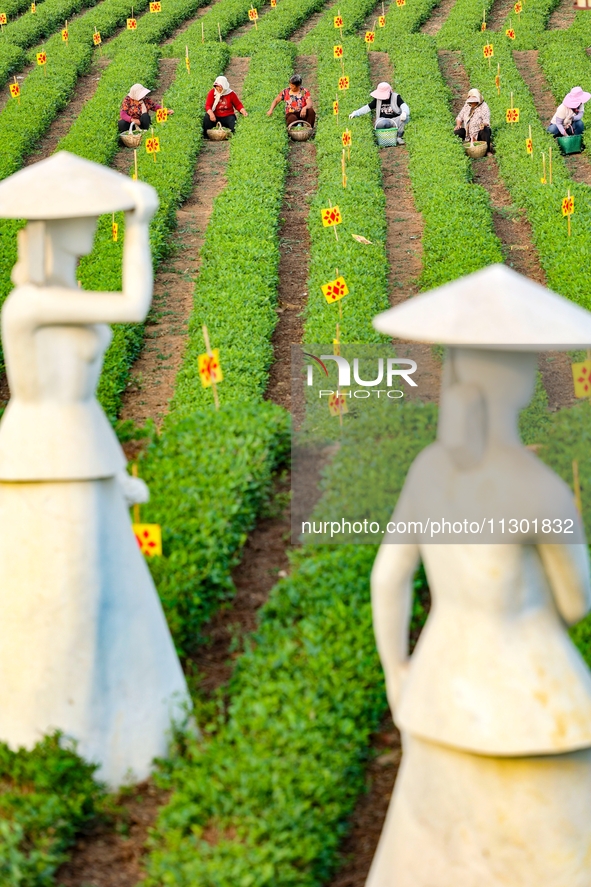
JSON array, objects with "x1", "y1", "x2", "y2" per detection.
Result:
[
  {"x1": 367, "y1": 263, "x2": 591, "y2": 886},
  {"x1": 548, "y1": 86, "x2": 591, "y2": 139},
  {"x1": 454, "y1": 87, "x2": 492, "y2": 154},
  {"x1": 349, "y1": 81, "x2": 409, "y2": 145}
]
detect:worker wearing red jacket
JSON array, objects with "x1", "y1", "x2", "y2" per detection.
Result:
[{"x1": 203, "y1": 76, "x2": 248, "y2": 135}]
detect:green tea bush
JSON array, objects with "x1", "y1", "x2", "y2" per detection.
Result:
[
  {"x1": 389, "y1": 35, "x2": 503, "y2": 289},
  {"x1": 231, "y1": 0, "x2": 326, "y2": 56},
  {"x1": 0, "y1": 733, "x2": 104, "y2": 887},
  {"x1": 172, "y1": 39, "x2": 293, "y2": 414},
  {"x1": 304, "y1": 36, "x2": 390, "y2": 343}
]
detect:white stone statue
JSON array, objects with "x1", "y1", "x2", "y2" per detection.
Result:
[
  {"x1": 0, "y1": 152, "x2": 189, "y2": 788},
  {"x1": 367, "y1": 265, "x2": 591, "y2": 886}
]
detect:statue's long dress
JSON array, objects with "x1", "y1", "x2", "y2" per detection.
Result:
[
  {"x1": 367, "y1": 544, "x2": 591, "y2": 887},
  {"x1": 0, "y1": 318, "x2": 188, "y2": 787}
]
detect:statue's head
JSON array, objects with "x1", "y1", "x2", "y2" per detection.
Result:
[
  {"x1": 372, "y1": 263, "x2": 591, "y2": 470},
  {"x1": 0, "y1": 151, "x2": 141, "y2": 289}
]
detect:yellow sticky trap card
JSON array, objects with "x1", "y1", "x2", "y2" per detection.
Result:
[
  {"x1": 149, "y1": 1, "x2": 161, "y2": 10},
  {"x1": 156, "y1": 108, "x2": 168, "y2": 123},
  {"x1": 334, "y1": 14, "x2": 343, "y2": 27},
  {"x1": 483, "y1": 43, "x2": 494, "y2": 58},
  {"x1": 329, "y1": 392, "x2": 348, "y2": 417},
  {"x1": 334, "y1": 44, "x2": 343, "y2": 58},
  {"x1": 506, "y1": 107, "x2": 519, "y2": 123},
  {"x1": 146, "y1": 135, "x2": 160, "y2": 154},
  {"x1": 321, "y1": 276, "x2": 349, "y2": 304},
  {"x1": 36, "y1": 51, "x2": 46, "y2": 65},
  {"x1": 112, "y1": 222, "x2": 118, "y2": 242},
  {"x1": 572, "y1": 360, "x2": 591, "y2": 397},
  {"x1": 93, "y1": 30, "x2": 101, "y2": 44},
  {"x1": 333, "y1": 99, "x2": 339, "y2": 115},
  {"x1": 0, "y1": 13, "x2": 7, "y2": 24},
  {"x1": 505, "y1": 27, "x2": 515, "y2": 38},
  {"x1": 525, "y1": 137, "x2": 533, "y2": 154},
  {"x1": 133, "y1": 524, "x2": 162, "y2": 556},
  {"x1": 127, "y1": 16, "x2": 137, "y2": 27},
  {"x1": 562, "y1": 195, "x2": 574, "y2": 216},
  {"x1": 9, "y1": 82, "x2": 20, "y2": 98},
  {"x1": 198, "y1": 349, "x2": 223, "y2": 387},
  {"x1": 365, "y1": 30, "x2": 375, "y2": 43},
  {"x1": 321, "y1": 205, "x2": 342, "y2": 227},
  {"x1": 248, "y1": 7, "x2": 258, "y2": 19},
  {"x1": 338, "y1": 76, "x2": 350, "y2": 90},
  {"x1": 378, "y1": 14, "x2": 386, "y2": 25},
  {"x1": 342, "y1": 129, "x2": 352, "y2": 147}
]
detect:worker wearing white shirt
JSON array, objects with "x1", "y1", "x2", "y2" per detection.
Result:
[{"x1": 349, "y1": 81, "x2": 409, "y2": 145}]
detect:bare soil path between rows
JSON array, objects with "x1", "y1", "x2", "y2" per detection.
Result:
[
  {"x1": 487, "y1": 0, "x2": 515, "y2": 30},
  {"x1": 548, "y1": 0, "x2": 576, "y2": 30},
  {"x1": 119, "y1": 55, "x2": 249, "y2": 440},
  {"x1": 438, "y1": 49, "x2": 576, "y2": 410},
  {"x1": 420, "y1": 0, "x2": 458, "y2": 36}
]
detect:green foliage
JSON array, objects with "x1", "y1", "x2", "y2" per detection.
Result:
[
  {"x1": 106, "y1": 0, "x2": 207, "y2": 55},
  {"x1": 0, "y1": 43, "x2": 26, "y2": 88},
  {"x1": 461, "y1": 36, "x2": 591, "y2": 310},
  {"x1": 141, "y1": 401, "x2": 290, "y2": 657},
  {"x1": 298, "y1": 0, "x2": 384, "y2": 52},
  {"x1": 518, "y1": 371, "x2": 550, "y2": 445},
  {"x1": 172, "y1": 39, "x2": 293, "y2": 414},
  {"x1": 304, "y1": 36, "x2": 390, "y2": 343},
  {"x1": 143, "y1": 545, "x2": 385, "y2": 887},
  {"x1": 1, "y1": 0, "x2": 97, "y2": 48},
  {"x1": 170, "y1": 0, "x2": 267, "y2": 54},
  {"x1": 76, "y1": 43, "x2": 227, "y2": 419},
  {"x1": 0, "y1": 733, "x2": 104, "y2": 887},
  {"x1": 501, "y1": 0, "x2": 560, "y2": 50},
  {"x1": 537, "y1": 31, "x2": 590, "y2": 112},
  {"x1": 374, "y1": 0, "x2": 440, "y2": 48},
  {"x1": 436, "y1": 0, "x2": 495, "y2": 49},
  {"x1": 388, "y1": 35, "x2": 503, "y2": 289},
  {"x1": 231, "y1": 0, "x2": 327, "y2": 56}
]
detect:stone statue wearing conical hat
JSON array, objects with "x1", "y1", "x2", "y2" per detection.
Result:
[
  {"x1": 367, "y1": 265, "x2": 591, "y2": 886},
  {"x1": 0, "y1": 152, "x2": 188, "y2": 787}
]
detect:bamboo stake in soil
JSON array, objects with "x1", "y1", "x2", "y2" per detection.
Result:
[
  {"x1": 549, "y1": 145, "x2": 553, "y2": 184},
  {"x1": 218, "y1": 21, "x2": 222, "y2": 41}
]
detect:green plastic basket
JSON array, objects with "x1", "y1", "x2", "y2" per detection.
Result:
[
  {"x1": 376, "y1": 126, "x2": 398, "y2": 147},
  {"x1": 557, "y1": 134, "x2": 582, "y2": 154}
]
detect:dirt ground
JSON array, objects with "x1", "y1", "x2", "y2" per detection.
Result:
[
  {"x1": 119, "y1": 56, "x2": 250, "y2": 442},
  {"x1": 266, "y1": 55, "x2": 318, "y2": 414},
  {"x1": 420, "y1": 0, "x2": 458, "y2": 35}
]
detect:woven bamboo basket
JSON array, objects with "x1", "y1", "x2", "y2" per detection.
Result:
[
  {"x1": 207, "y1": 121, "x2": 231, "y2": 141},
  {"x1": 288, "y1": 120, "x2": 314, "y2": 142},
  {"x1": 464, "y1": 140, "x2": 487, "y2": 159},
  {"x1": 120, "y1": 125, "x2": 143, "y2": 148}
]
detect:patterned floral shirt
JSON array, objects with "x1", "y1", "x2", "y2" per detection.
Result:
[
  {"x1": 457, "y1": 100, "x2": 490, "y2": 140},
  {"x1": 280, "y1": 87, "x2": 311, "y2": 115},
  {"x1": 120, "y1": 95, "x2": 160, "y2": 122}
]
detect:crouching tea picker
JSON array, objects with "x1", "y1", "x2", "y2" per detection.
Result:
[
  {"x1": 0, "y1": 152, "x2": 188, "y2": 788},
  {"x1": 368, "y1": 264, "x2": 591, "y2": 886}
]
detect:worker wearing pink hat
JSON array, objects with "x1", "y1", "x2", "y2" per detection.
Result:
[
  {"x1": 349, "y1": 81, "x2": 410, "y2": 145},
  {"x1": 548, "y1": 86, "x2": 591, "y2": 143}
]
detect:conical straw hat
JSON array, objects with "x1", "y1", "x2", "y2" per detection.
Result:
[
  {"x1": 374, "y1": 264, "x2": 591, "y2": 349},
  {"x1": 0, "y1": 152, "x2": 137, "y2": 219}
]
